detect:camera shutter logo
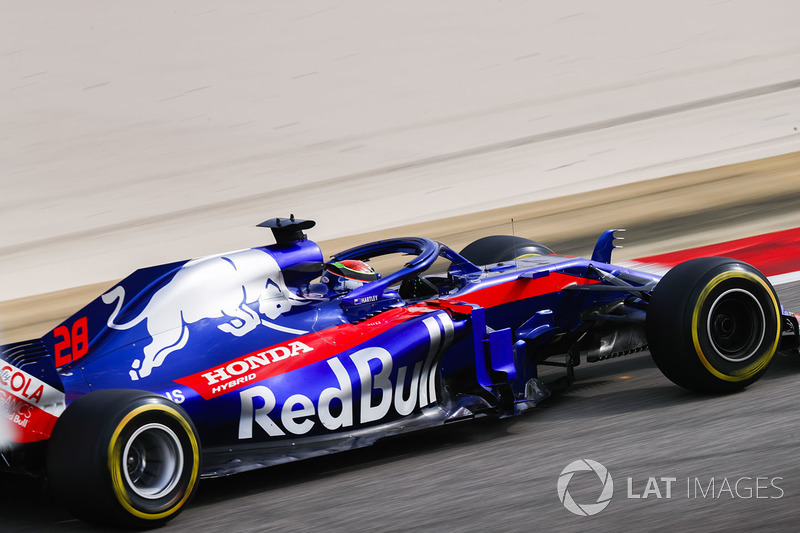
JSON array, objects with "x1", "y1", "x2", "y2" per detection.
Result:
[{"x1": 557, "y1": 459, "x2": 614, "y2": 516}]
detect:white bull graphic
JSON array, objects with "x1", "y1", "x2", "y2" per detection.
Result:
[{"x1": 101, "y1": 248, "x2": 308, "y2": 381}]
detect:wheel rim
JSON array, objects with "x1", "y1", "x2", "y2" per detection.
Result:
[
  {"x1": 706, "y1": 288, "x2": 765, "y2": 362},
  {"x1": 122, "y1": 423, "x2": 184, "y2": 500}
]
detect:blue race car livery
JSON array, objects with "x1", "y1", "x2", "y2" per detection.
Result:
[{"x1": 2, "y1": 216, "x2": 797, "y2": 527}]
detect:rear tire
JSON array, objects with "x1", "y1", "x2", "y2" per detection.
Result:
[
  {"x1": 459, "y1": 235, "x2": 554, "y2": 265},
  {"x1": 646, "y1": 257, "x2": 781, "y2": 393},
  {"x1": 47, "y1": 389, "x2": 201, "y2": 528}
]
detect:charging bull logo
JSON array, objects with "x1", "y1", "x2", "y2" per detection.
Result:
[{"x1": 102, "y1": 249, "x2": 308, "y2": 381}]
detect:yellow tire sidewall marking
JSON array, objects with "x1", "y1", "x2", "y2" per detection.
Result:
[
  {"x1": 691, "y1": 271, "x2": 780, "y2": 382},
  {"x1": 107, "y1": 403, "x2": 200, "y2": 521}
]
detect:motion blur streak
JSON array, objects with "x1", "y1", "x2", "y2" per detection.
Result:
[{"x1": 2, "y1": 1, "x2": 799, "y2": 300}]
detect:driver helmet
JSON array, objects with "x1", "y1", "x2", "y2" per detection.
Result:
[{"x1": 321, "y1": 260, "x2": 378, "y2": 294}]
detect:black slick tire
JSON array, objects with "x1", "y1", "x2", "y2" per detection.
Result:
[
  {"x1": 47, "y1": 389, "x2": 201, "y2": 528},
  {"x1": 646, "y1": 257, "x2": 781, "y2": 393},
  {"x1": 459, "y1": 235, "x2": 555, "y2": 265}
]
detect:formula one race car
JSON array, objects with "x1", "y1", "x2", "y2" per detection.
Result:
[{"x1": 2, "y1": 216, "x2": 798, "y2": 527}]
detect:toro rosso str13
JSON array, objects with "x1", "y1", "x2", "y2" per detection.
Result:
[{"x1": 1, "y1": 216, "x2": 798, "y2": 527}]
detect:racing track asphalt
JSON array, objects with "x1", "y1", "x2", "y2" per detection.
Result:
[{"x1": 3, "y1": 199, "x2": 800, "y2": 532}]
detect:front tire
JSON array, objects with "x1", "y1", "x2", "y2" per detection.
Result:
[
  {"x1": 459, "y1": 235, "x2": 555, "y2": 265},
  {"x1": 47, "y1": 389, "x2": 201, "y2": 528},
  {"x1": 646, "y1": 257, "x2": 781, "y2": 393}
]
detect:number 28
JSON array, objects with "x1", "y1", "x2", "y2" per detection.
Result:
[{"x1": 54, "y1": 317, "x2": 89, "y2": 368}]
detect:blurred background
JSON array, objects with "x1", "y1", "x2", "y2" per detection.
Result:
[
  {"x1": 2, "y1": 0, "x2": 799, "y2": 305},
  {"x1": 2, "y1": 1, "x2": 800, "y2": 529}
]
